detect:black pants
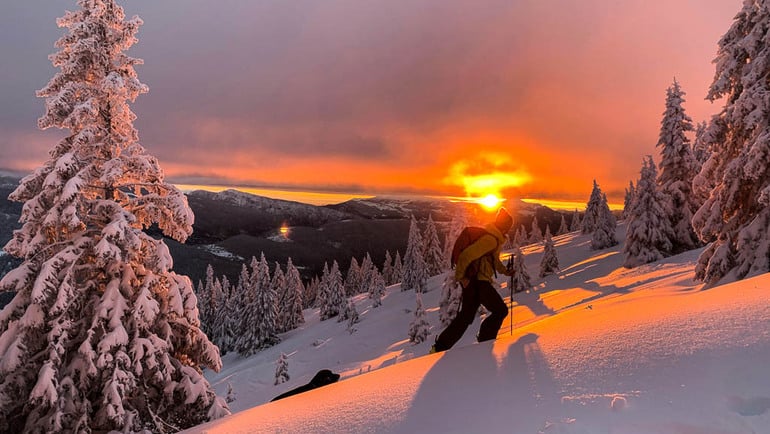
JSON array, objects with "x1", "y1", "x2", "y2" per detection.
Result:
[{"x1": 434, "y1": 279, "x2": 508, "y2": 352}]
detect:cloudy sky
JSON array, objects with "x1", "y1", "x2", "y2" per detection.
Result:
[{"x1": 0, "y1": 1, "x2": 742, "y2": 205}]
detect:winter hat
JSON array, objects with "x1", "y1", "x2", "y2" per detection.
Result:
[{"x1": 495, "y1": 207, "x2": 513, "y2": 231}]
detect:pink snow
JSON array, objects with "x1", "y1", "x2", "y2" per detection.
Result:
[{"x1": 185, "y1": 224, "x2": 770, "y2": 433}]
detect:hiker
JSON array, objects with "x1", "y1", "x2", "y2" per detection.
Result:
[{"x1": 431, "y1": 207, "x2": 514, "y2": 353}]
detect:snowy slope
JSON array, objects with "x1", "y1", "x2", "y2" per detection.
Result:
[{"x1": 185, "y1": 224, "x2": 770, "y2": 434}]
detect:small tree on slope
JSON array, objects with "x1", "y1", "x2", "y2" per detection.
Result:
[
  {"x1": 692, "y1": 1, "x2": 770, "y2": 283},
  {"x1": 402, "y1": 215, "x2": 427, "y2": 293},
  {"x1": 623, "y1": 156, "x2": 674, "y2": 268},
  {"x1": 0, "y1": 1, "x2": 228, "y2": 431},
  {"x1": 657, "y1": 79, "x2": 699, "y2": 252}
]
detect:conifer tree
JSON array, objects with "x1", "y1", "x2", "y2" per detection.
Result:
[
  {"x1": 692, "y1": 1, "x2": 770, "y2": 283},
  {"x1": 0, "y1": 2, "x2": 228, "y2": 431},
  {"x1": 320, "y1": 261, "x2": 345, "y2": 320},
  {"x1": 529, "y1": 216, "x2": 543, "y2": 244},
  {"x1": 623, "y1": 157, "x2": 674, "y2": 268},
  {"x1": 438, "y1": 272, "x2": 461, "y2": 327},
  {"x1": 570, "y1": 210, "x2": 582, "y2": 232},
  {"x1": 657, "y1": 79, "x2": 699, "y2": 252},
  {"x1": 369, "y1": 271, "x2": 386, "y2": 308},
  {"x1": 344, "y1": 257, "x2": 361, "y2": 296},
  {"x1": 591, "y1": 194, "x2": 618, "y2": 250},
  {"x1": 510, "y1": 246, "x2": 532, "y2": 293},
  {"x1": 422, "y1": 214, "x2": 444, "y2": 276},
  {"x1": 557, "y1": 215, "x2": 569, "y2": 235},
  {"x1": 392, "y1": 250, "x2": 404, "y2": 284},
  {"x1": 381, "y1": 250, "x2": 394, "y2": 286},
  {"x1": 582, "y1": 180, "x2": 603, "y2": 234},
  {"x1": 274, "y1": 353, "x2": 290, "y2": 385},
  {"x1": 283, "y1": 258, "x2": 305, "y2": 331},
  {"x1": 623, "y1": 181, "x2": 636, "y2": 220},
  {"x1": 539, "y1": 227, "x2": 560, "y2": 277},
  {"x1": 401, "y1": 216, "x2": 427, "y2": 292},
  {"x1": 408, "y1": 293, "x2": 431, "y2": 344}
]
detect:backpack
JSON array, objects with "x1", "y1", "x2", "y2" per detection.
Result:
[{"x1": 450, "y1": 227, "x2": 498, "y2": 279}]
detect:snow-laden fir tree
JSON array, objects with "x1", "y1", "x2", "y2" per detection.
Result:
[
  {"x1": 591, "y1": 193, "x2": 618, "y2": 250},
  {"x1": 369, "y1": 270, "x2": 386, "y2": 308},
  {"x1": 304, "y1": 275, "x2": 319, "y2": 309},
  {"x1": 623, "y1": 156, "x2": 675, "y2": 268},
  {"x1": 401, "y1": 216, "x2": 427, "y2": 292},
  {"x1": 509, "y1": 246, "x2": 532, "y2": 293},
  {"x1": 0, "y1": 2, "x2": 228, "y2": 431},
  {"x1": 438, "y1": 271, "x2": 461, "y2": 327},
  {"x1": 274, "y1": 353, "x2": 290, "y2": 386},
  {"x1": 359, "y1": 252, "x2": 375, "y2": 294},
  {"x1": 272, "y1": 262, "x2": 290, "y2": 333},
  {"x1": 529, "y1": 216, "x2": 543, "y2": 244},
  {"x1": 623, "y1": 181, "x2": 636, "y2": 220},
  {"x1": 320, "y1": 261, "x2": 345, "y2": 320},
  {"x1": 557, "y1": 214, "x2": 569, "y2": 235},
  {"x1": 381, "y1": 250, "x2": 394, "y2": 286},
  {"x1": 539, "y1": 227, "x2": 559, "y2": 277},
  {"x1": 422, "y1": 214, "x2": 444, "y2": 277},
  {"x1": 582, "y1": 180, "x2": 604, "y2": 234},
  {"x1": 692, "y1": 1, "x2": 770, "y2": 283},
  {"x1": 281, "y1": 258, "x2": 305, "y2": 332},
  {"x1": 392, "y1": 250, "x2": 404, "y2": 284},
  {"x1": 344, "y1": 257, "x2": 361, "y2": 297},
  {"x1": 657, "y1": 79, "x2": 699, "y2": 252},
  {"x1": 692, "y1": 121, "x2": 711, "y2": 168},
  {"x1": 570, "y1": 210, "x2": 582, "y2": 232},
  {"x1": 408, "y1": 293, "x2": 431, "y2": 344}
]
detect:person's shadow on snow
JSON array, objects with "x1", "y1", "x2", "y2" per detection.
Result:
[{"x1": 398, "y1": 333, "x2": 561, "y2": 433}]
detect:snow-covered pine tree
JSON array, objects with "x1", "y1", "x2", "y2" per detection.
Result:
[
  {"x1": 591, "y1": 193, "x2": 618, "y2": 250},
  {"x1": 510, "y1": 246, "x2": 532, "y2": 293},
  {"x1": 369, "y1": 271, "x2": 386, "y2": 308},
  {"x1": 343, "y1": 257, "x2": 361, "y2": 297},
  {"x1": 529, "y1": 216, "x2": 543, "y2": 244},
  {"x1": 274, "y1": 353, "x2": 290, "y2": 385},
  {"x1": 692, "y1": 1, "x2": 770, "y2": 283},
  {"x1": 304, "y1": 275, "x2": 319, "y2": 309},
  {"x1": 582, "y1": 180, "x2": 604, "y2": 234},
  {"x1": 539, "y1": 227, "x2": 559, "y2": 277},
  {"x1": 408, "y1": 293, "x2": 431, "y2": 344},
  {"x1": 401, "y1": 216, "x2": 427, "y2": 293},
  {"x1": 623, "y1": 156, "x2": 675, "y2": 268},
  {"x1": 321, "y1": 261, "x2": 345, "y2": 320},
  {"x1": 359, "y1": 252, "x2": 375, "y2": 294},
  {"x1": 422, "y1": 214, "x2": 444, "y2": 277},
  {"x1": 557, "y1": 214, "x2": 569, "y2": 235},
  {"x1": 657, "y1": 79, "x2": 700, "y2": 252},
  {"x1": 381, "y1": 250, "x2": 394, "y2": 286},
  {"x1": 283, "y1": 258, "x2": 305, "y2": 331},
  {"x1": 623, "y1": 181, "x2": 636, "y2": 220},
  {"x1": 392, "y1": 250, "x2": 404, "y2": 284},
  {"x1": 514, "y1": 225, "x2": 527, "y2": 247},
  {"x1": 692, "y1": 121, "x2": 710, "y2": 167},
  {"x1": 438, "y1": 271, "x2": 461, "y2": 327},
  {"x1": 570, "y1": 210, "x2": 582, "y2": 232},
  {"x1": 272, "y1": 262, "x2": 289, "y2": 333},
  {"x1": 0, "y1": 2, "x2": 228, "y2": 431}
]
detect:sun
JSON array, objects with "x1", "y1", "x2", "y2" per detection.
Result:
[{"x1": 478, "y1": 194, "x2": 501, "y2": 210}]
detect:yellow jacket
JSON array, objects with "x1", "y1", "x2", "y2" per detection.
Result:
[{"x1": 454, "y1": 223, "x2": 509, "y2": 282}]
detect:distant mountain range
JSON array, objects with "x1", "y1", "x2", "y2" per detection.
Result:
[{"x1": 0, "y1": 176, "x2": 573, "y2": 290}]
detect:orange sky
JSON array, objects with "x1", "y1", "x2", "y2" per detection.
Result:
[{"x1": 0, "y1": 1, "x2": 743, "y2": 206}]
